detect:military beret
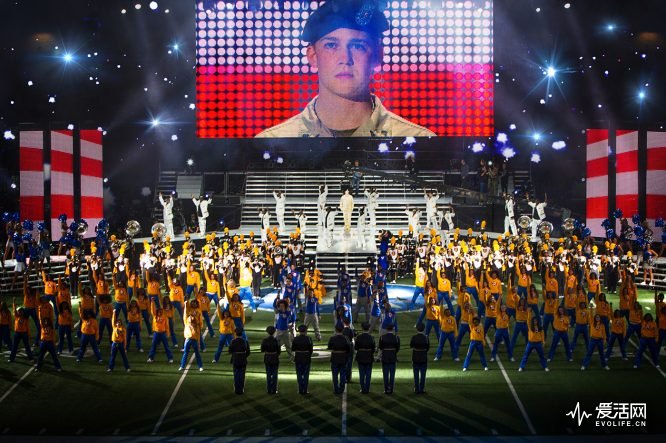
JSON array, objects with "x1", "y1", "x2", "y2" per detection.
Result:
[{"x1": 302, "y1": 0, "x2": 389, "y2": 43}]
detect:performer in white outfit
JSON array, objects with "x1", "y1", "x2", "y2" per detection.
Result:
[
  {"x1": 504, "y1": 193, "x2": 518, "y2": 236},
  {"x1": 324, "y1": 206, "x2": 338, "y2": 248},
  {"x1": 339, "y1": 189, "x2": 354, "y2": 233},
  {"x1": 293, "y1": 209, "x2": 308, "y2": 242},
  {"x1": 444, "y1": 206, "x2": 456, "y2": 233},
  {"x1": 258, "y1": 208, "x2": 271, "y2": 243},
  {"x1": 317, "y1": 184, "x2": 328, "y2": 229},
  {"x1": 404, "y1": 207, "x2": 421, "y2": 238},
  {"x1": 192, "y1": 194, "x2": 212, "y2": 236},
  {"x1": 424, "y1": 189, "x2": 440, "y2": 230},
  {"x1": 356, "y1": 206, "x2": 368, "y2": 248},
  {"x1": 273, "y1": 190, "x2": 286, "y2": 233},
  {"x1": 159, "y1": 192, "x2": 175, "y2": 238},
  {"x1": 528, "y1": 193, "x2": 547, "y2": 241},
  {"x1": 363, "y1": 187, "x2": 379, "y2": 230}
]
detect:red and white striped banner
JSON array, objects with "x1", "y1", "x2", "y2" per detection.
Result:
[
  {"x1": 614, "y1": 130, "x2": 639, "y2": 231},
  {"x1": 50, "y1": 130, "x2": 74, "y2": 234},
  {"x1": 79, "y1": 130, "x2": 103, "y2": 238},
  {"x1": 19, "y1": 131, "x2": 45, "y2": 226},
  {"x1": 586, "y1": 129, "x2": 609, "y2": 237},
  {"x1": 646, "y1": 131, "x2": 666, "y2": 237}
]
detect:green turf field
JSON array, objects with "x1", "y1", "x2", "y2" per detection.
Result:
[{"x1": 0, "y1": 279, "x2": 664, "y2": 438}]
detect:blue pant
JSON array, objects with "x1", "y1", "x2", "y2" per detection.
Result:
[
  {"x1": 410, "y1": 287, "x2": 425, "y2": 309},
  {"x1": 78, "y1": 334, "x2": 102, "y2": 361},
  {"x1": 483, "y1": 317, "x2": 496, "y2": 336},
  {"x1": 467, "y1": 287, "x2": 484, "y2": 317},
  {"x1": 454, "y1": 323, "x2": 470, "y2": 352},
  {"x1": 36, "y1": 341, "x2": 61, "y2": 370},
  {"x1": 623, "y1": 323, "x2": 641, "y2": 347},
  {"x1": 491, "y1": 328, "x2": 512, "y2": 359},
  {"x1": 506, "y1": 307, "x2": 516, "y2": 319},
  {"x1": 519, "y1": 342, "x2": 547, "y2": 369},
  {"x1": 172, "y1": 301, "x2": 184, "y2": 323},
  {"x1": 424, "y1": 319, "x2": 441, "y2": 342},
  {"x1": 582, "y1": 338, "x2": 607, "y2": 368},
  {"x1": 517, "y1": 286, "x2": 528, "y2": 298},
  {"x1": 9, "y1": 332, "x2": 33, "y2": 361},
  {"x1": 587, "y1": 291, "x2": 596, "y2": 303},
  {"x1": 542, "y1": 314, "x2": 554, "y2": 339},
  {"x1": 463, "y1": 340, "x2": 487, "y2": 369},
  {"x1": 296, "y1": 362, "x2": 310, "y2": 394},
  {"x1": 265, "y1": 364, "x2": 279, "y2": 393},
  {"x1": 358, "y1": 363, "x2": 372, "y2": 393},
  {"x1": 127, "y1": 322, "x2": 142, "y2": 350},
  {"x1": 435, "y1": 331, "x2": 457, "y2": 360},
  {"x1": 148, "y1": 332, "x2": 174, "y2": 361},
  {"x1": 141, "y1": 310, "x2": 152, "y2": 334},
  {"x1": 605, "y1": 332, "x2": 627, "y2": 359},
  {"x1": 566, "y1": 308, "x2": 576, "y2": 326},
  {"x1": 185, "y1": 285, "x2": 195, "y2": 300},
  {"x1": 58, "y1": 325, "x2": 73, "y2": 353},
  {"x1": 114, "y1": 302, "x2": 128, "y2": 322},
  {"x1": 98, "y1": 317, "x2": 112, "y2": 344},
  {"x1": 331, "y1": 362, "x2": 347, "y2": 393},
  {"x1": 24, "y1": 308, "x2": 41, "y2": 345},
  {"x1": 109, "y1": 342, "x2": 130, "y2": 370},
  {"x1": 547, "y1": 331, "x2": 572, "y2": 360},
  {"x1": 202, "y1": 311, "x2": 215, "y2": 337},
  {"x1": 168, "y1": 318, "x2": 178, "y2": 346},
  {"x1": 233, "y1": 318, "x2": 247, "y2": 340},
  {"x1": 239, "y1": 286, "x2": 256, "y2": 310},
  {"x1": 510, "y1": 322, "x2": 528, "y2": 350},
  {"x1": 205, "y1": 292, "x2": 219, "y2": 309},
  {"x1": 181, "y1": 338, "x2": 203, "y2": 369},
  {"x1": 0, "y1": 324, "x2": 12, "y2": 351},
  {"x1": 413, "y1": 362, "x2": 427, "y2": 393},
  {"x1": 214, "y1": 333, "x2": 233, "y2": 362},
  {"x1": 46, "y1": 295, "x2": 59, "y2": 327},
  {"x1": 572, "y1": 325, "x2": 589, "y2": 351},
  {"x1": 437, "y1": 291, "x2": 453, "y2": 312},
  {"x1": 600, "y1": 317, "x2": 610, "y2": 340},
  {"x1": 149, "y1": 295, "x2": 161, "y2": 308},
  {"x1": 382, "y1": 362, "x2": 396, "y2": 393},
  {"x1": 634, "y1": 338, "x2": 659, "y2": 368}
]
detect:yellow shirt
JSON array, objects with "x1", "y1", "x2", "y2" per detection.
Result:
[
  {"x1": 553, "y1": 314, "x2": 570, "y2": 332},
  {"x1": 528, "y1": 329, "x2": 544, "y2": 343},
  {"x1": 590, "y1": 323, "x2": 606, "y2": 340},
  {"x1": 439, "y1": 315, "x2": 457, "y2": 334},
  {"x1": 496, "y1": 312, "x2": 510, "y2": 329},
  {"x1": 470, "y1": 324, "x2": 485, "y2": 341},
  {"x1": 218, "y1": 316, "x2": 235, "y2": 335},
  {"x1": 611, "y1": 318, "x2": 625, "y2": 335},
  {"x1": 641, "y1": 320, "x2": 657, "y2": 339},
  {"x1": 436, "y1": 275, "x2": 452, "y2": 293}
]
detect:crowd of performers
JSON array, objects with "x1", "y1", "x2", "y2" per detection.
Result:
[{"x1": 1, "y1": 204, "x2": 665, "y2": 394}]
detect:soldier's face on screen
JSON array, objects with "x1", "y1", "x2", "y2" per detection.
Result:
[{"x1": 307, "y1": 28, "x2": 380, "y2": 100}]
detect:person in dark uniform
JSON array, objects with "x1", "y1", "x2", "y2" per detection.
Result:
[
  {"x1": 292, "y1": 324, "x2": 314, "y2": 395},
  {"x1": 342, "y1": 318, "x2": 355, "y2": 384},
  {"x1": 410, "y1": 322, "x2": 430, "y2": 394},
  {"x1": 378, "y1": 323, "x2": 400, "y2": 394},
  {"x1": 355, "y1": 321, "x2": 376, "y2": 394},
  {"x1": 228, "y1": 327, "x2": 250, "y2": 394},
  {"x1": 261, "y1": 325, "x2": 281, "y2": 394},
  {"x1": 328, "y1": 324, "x2": 352, "y2": 394}
]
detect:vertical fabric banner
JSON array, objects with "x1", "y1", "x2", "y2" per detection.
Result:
[
  {"x1": 646, "y1": 131, "x2": 666, "y2": 238},
  {"x1": 586, "y1": 129, "x2": 609, "y2": 237},
  {"x1": 50, "y1": 130, "x2": 74, "y2": 235},
  {"x1": 79, "y1": 130, "x2": 103, "y2": 238},
  {"x1": 614, "y1": 130, "x2": 639, "y2": 231},
  {"x1": 19, "y1": 131, "x2": 45, "y2": 226}
]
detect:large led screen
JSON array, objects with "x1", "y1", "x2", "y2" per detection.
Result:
[{"x1": 196, "y1": 0, "x2": 494, "y2": 138}]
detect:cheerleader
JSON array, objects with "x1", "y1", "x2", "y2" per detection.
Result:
[
  {"x1": 161, "y1": 296, "x2": 178, "y2": 349},
  {"x1": 97, "y1": 294, "x2": 114, "y2": 345},
  {"x1": 136, "y1": 289, "x2": 153, "y2": 335},
  {"x1": 623, "y1": 301, "x2": 643, "y2": 348},
  {"x1": 212, "y1": 308, "x2": 235, "y2": 363},
  {"x1": 107, "y1": 310, "x2": 130, "y2": 372},
  {"x1": 0, "y1": 301, "x2": 11, "y2": 352},
  {"x1": 35, "y1": 317, "x2": 62, "y2": 372},
  {"x1": 571, "y1": 301, "x2": 590, "y2": 352},
  {"x1": 510, "y1": 298, "x2": 529, "y2": 351},
  {"x1": 180, "y1": 301, "x2": 204, "y2": 371},
  {"x1": 605, "y1": 310, "x2": 627, "y2": 360},
  {"x1": 8, "y1": 298, "x2": 34, "y2": 362},
  {"x1": 640, "y1": 246, "x2": 657, "y2": 287},
  {"x1": 581, "y1": 314, "x2": 609, "y2": 370},
  {"x1": 462, "y1": 316, "x2": 488, "y2": 371},
  {"x1": 57, "y1": 302, "x2": 74, "y2": 354},
  {"x1": 542, "y1": 291, "x2": 558, "y2": 340},
  {"x1": 146, "y1": 300, "x2": 174, "y2": 363},
  {"x1": 434, "y1": 308, "x2": 458, "y2": 361},
  {"x1": 76, "y1": 310, "x2": 102, "y2": 363},
  {"x1": 126, "y1": 299, "x2": 144, "y2": 352},
  {"x1": 436, "y1": 269, "x2": 454, "y2": 313},
  {"x1": 454, "y1": 302, "x2": 474, "y2": 357},
  {"x1": 595, "y1": 293, "x2": 611, "y2": 340},
  {"x1": 112, "y1": 273, "x2": 129, "y2": 322},
  {"x1": 229, "y1": 293, "x2": 247, "y2": 340},
  {"x1": 21, "y1": 275, "x2": 40, "y2": 346},
  {"x1": 547, "y1": 306, "x2": 573, "y2": 362},
  {"x1": 657, "y1": 293, "x2": 666, "y2": 352},
  {"x1": 490, "y1": 304, "x2": 513, "y2": 362},
  {"x1": 518, "y1": 317, "x2": 549, "y2": 372},
  {"x1": 633, "y1": 313, "x2": 660, "y2": 369}
]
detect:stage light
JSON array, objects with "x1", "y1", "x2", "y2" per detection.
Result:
[
  {"x1": 471, "y1": 142, "x2": 485, "y2": 153},
  {"x1": 607, "y1": 24, "x2": 615, "y2": 31},
  {"x1": 501, "y1": 147, "x2": 516, "y2": 159},
  {"x1": 403, "y1": 136, "x2": 416, "y2": 145},
  {"x1": 135, "y1": 3, "x2": 142, "y2": 10},
  {"x1": 186, "y1": 158, "x2": 194, "y2": 167},
  {"x1": 67, "y1": 124, "x2": 74, "y2": 130},
  {"x1": 173, "y1": 44, "x2": 179, "y2": 51},
  {"x1": 3, "y1": 130, "x2": 15, "y2": 140},
  {"x1": 378, "y1": 143, "x2": 389, "y2": 153},
  {"x1": 171, "y1": 134, "x2": 178, "y2": 141},
  {"x1": 496, "y1": 133, "x2": 508, "y2": 143},
  {"x1": 531, "y1": 153, "x2": 541, "y2": 163},
  {"x1": 263, "y1": 151, "x2": 271, "y2": 160},
  {"x1": 546, "y1": 66, "x2": 557, "y2": 78},
  {"x1": 10, "y1": 183, "x2": 17, "y2": 190},
  {"x1": 103, "y1": 178, "x2": 109, "y2": 184},
  {"x1": 63, "y1": 53, "x2": 73, "y2": 63},
  {"x1": 564, "y1": 3, "x2": 571, "y2": 9},
  {"x1": 509, "y1": 124, "x2": 517, "y2": 130},
  {"x1": 151, "y1": 118, "x2": 161, "y2": 127},
  {"x1": 552, "y1": 141, "x2": 566, "y2": 150},
  {"x1": 532, "y1": 132, "x2": 541, "y2": 142},
  {"x1": 149, "y1": 1, "x2": 158, "y2": 10},
  {"x1": 276, "y1": 156, "x2": 284, "y2": 164},
  {"x1": 638, "y1": 90, "x2": 646, "y2": 100}
]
